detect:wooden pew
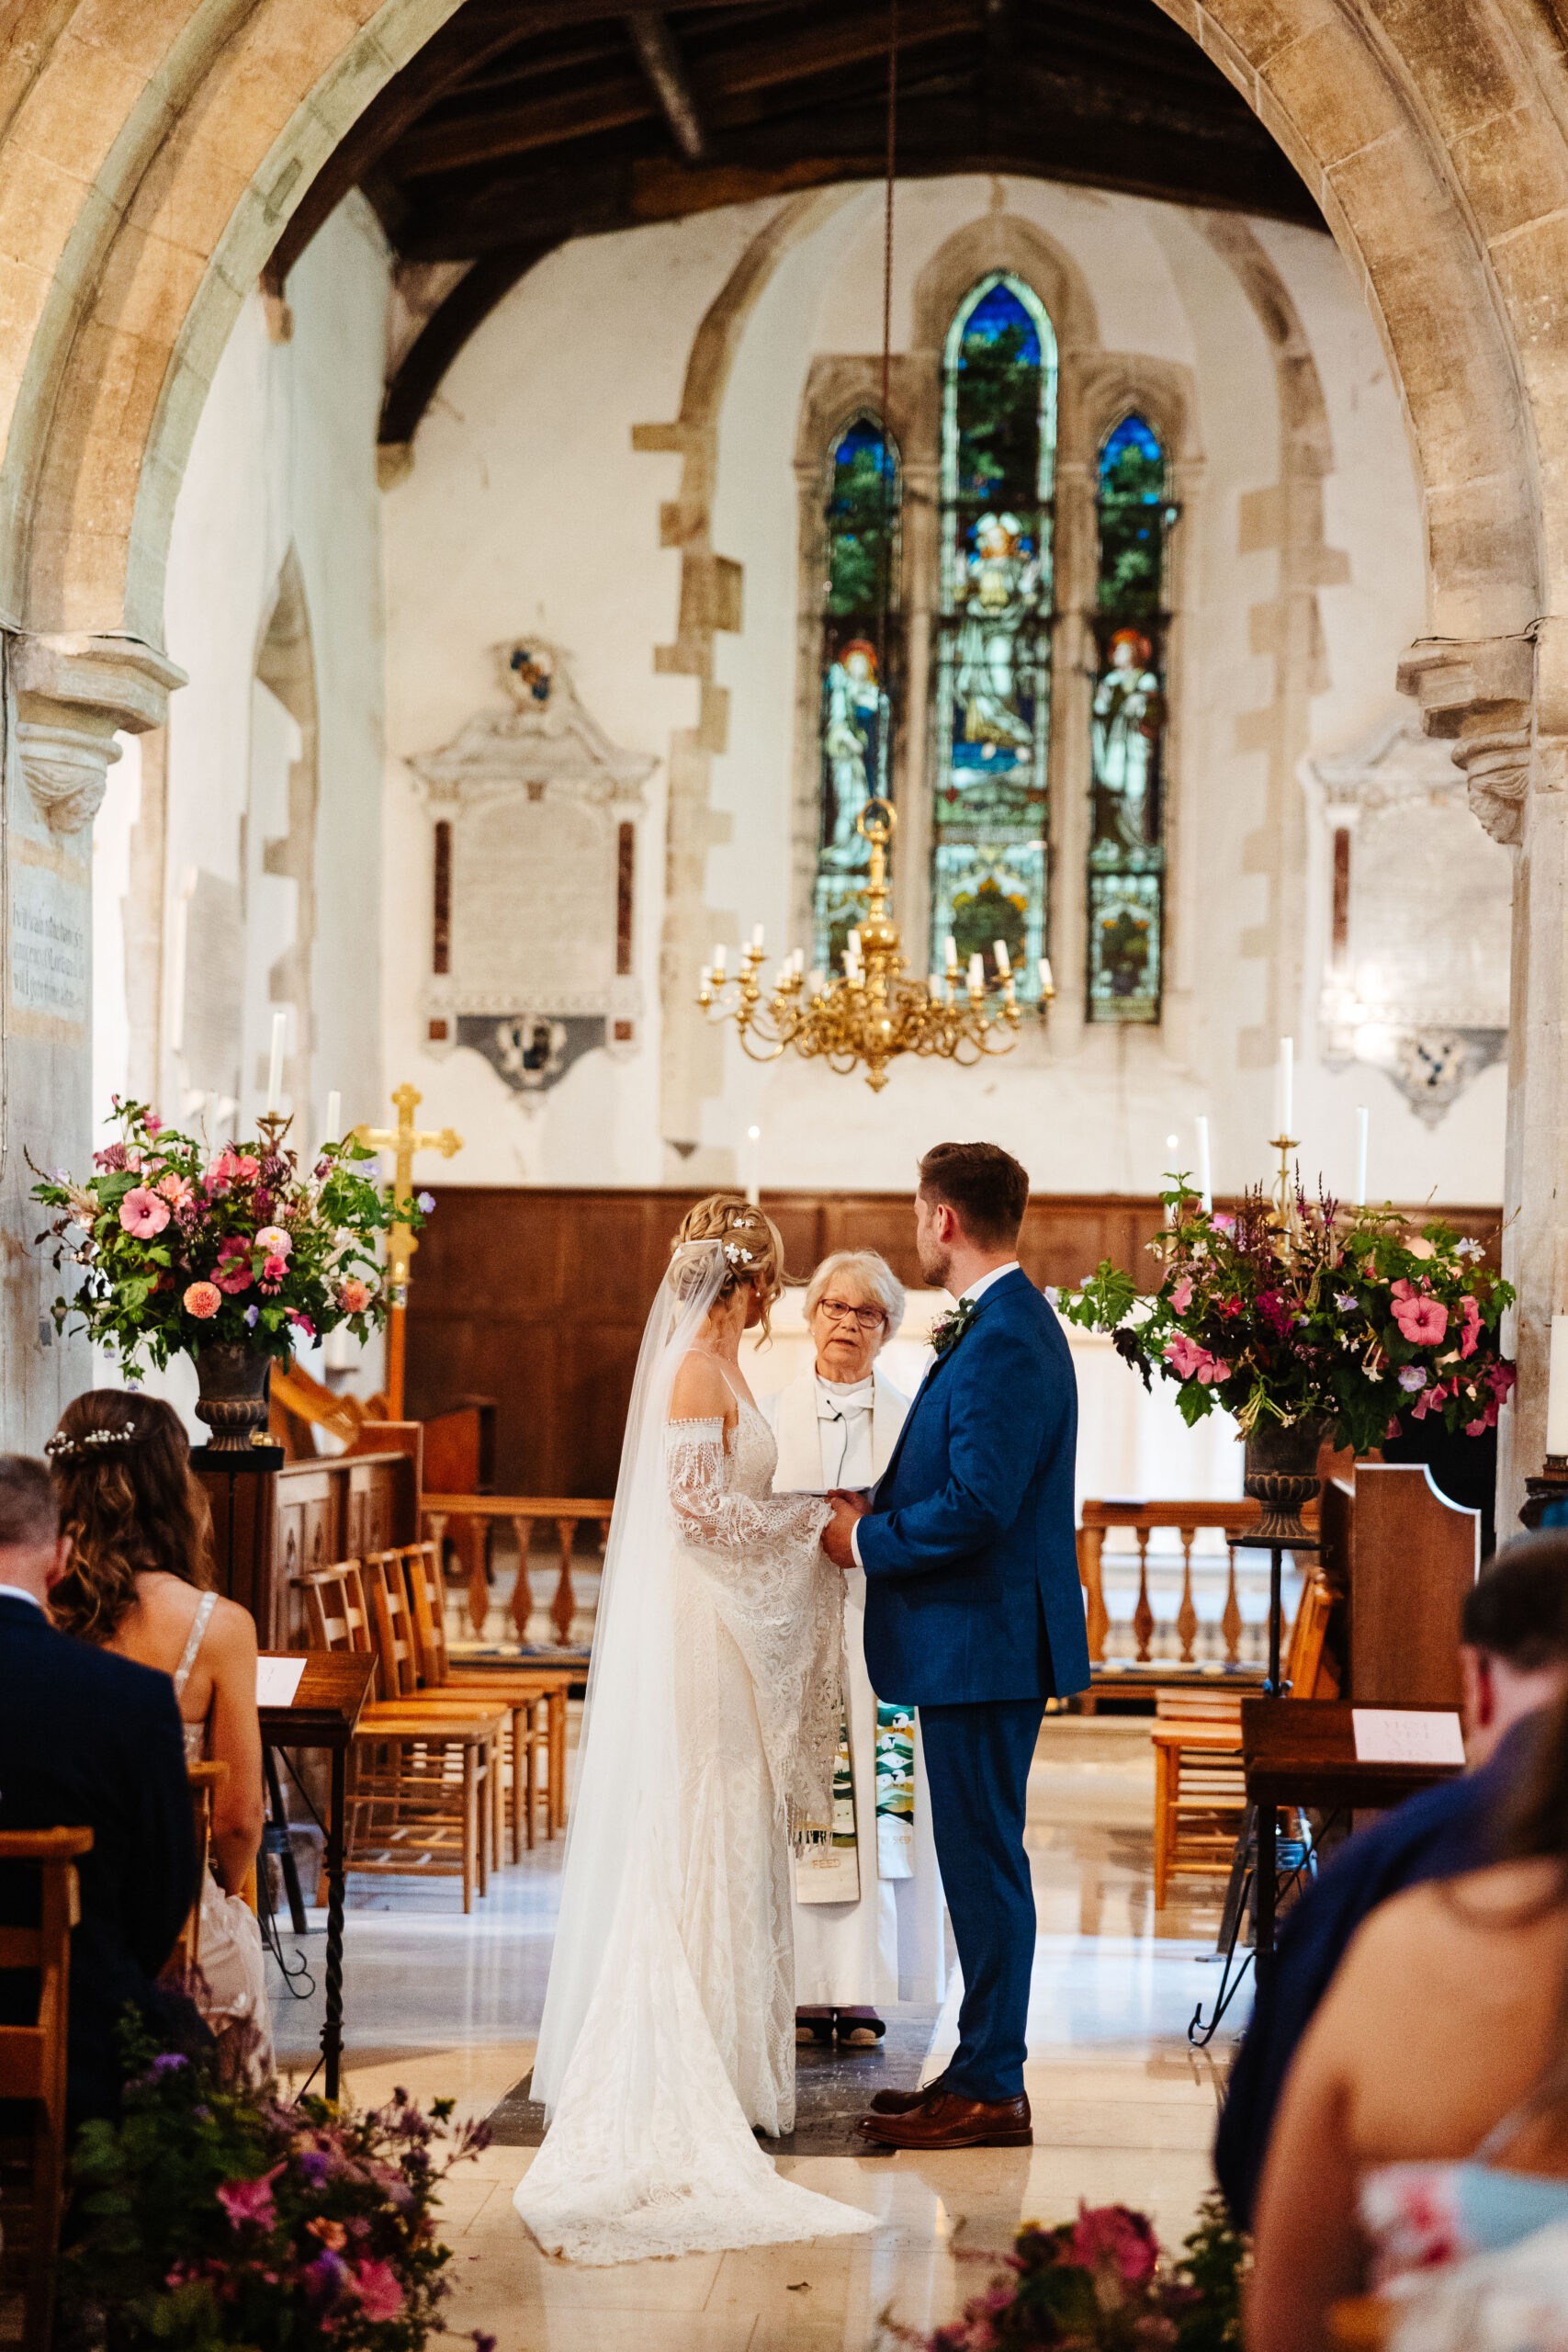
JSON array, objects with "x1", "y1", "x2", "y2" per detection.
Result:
[{"x1": 0, "y1": 1826, "x2": 93, "y2": 2352}]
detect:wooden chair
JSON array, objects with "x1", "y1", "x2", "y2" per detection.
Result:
[
  {"x1": 400, "y1": 1540, "x2": 570, "y2": 1850},
  {"x1": 1149, "y1": 1568, "x2": 1341, "y2": 1909},
  {"x1": 0, "y1": 1826, "x2": 93, "y2": 2352},
  {"x1": 173, "y1": 1759, "x2": 229, "y2": 1973},
  {"x1": 296, "y1": 1562, "x2": 505, "y2": 1912},
  {"x1": 361, "y1": 1551, "x2": 513, "y2": 1870}
]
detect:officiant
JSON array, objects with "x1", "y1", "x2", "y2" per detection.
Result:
[{"x1": 761, "y1": 1250, "x2": 947, "y2": 2043}]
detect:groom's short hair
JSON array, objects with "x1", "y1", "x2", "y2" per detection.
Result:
[{"x1": 917, "y1": 1141, "x2": 1030, "y2": 1246}]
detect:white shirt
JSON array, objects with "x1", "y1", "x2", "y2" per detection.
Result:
[
  {"x1": 815, "y1": 1374, "x2": 876, "y2": 1488},
  {"x1": 0, "y1": 1584, "x2": 43, "y2": 1611},
  {"x1": 850, "y1": 1261, "x2": 1021, "y2": 1564}
]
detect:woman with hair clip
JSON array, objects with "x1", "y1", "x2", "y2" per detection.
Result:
[
  {"x1": 48, "y1": 1388, "x2": 272, "y2": 2075},
  {"x1": 1247, "y1": 1682, "x2": 1568, "y2": 2348},
  {"x1": 514, "y1": 1194, "x2": 872, "y2": 2265}
]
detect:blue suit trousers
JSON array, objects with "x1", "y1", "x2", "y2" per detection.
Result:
[{"x1": 919, "y1": 1693, "x2": 1043, "y2": 2102}]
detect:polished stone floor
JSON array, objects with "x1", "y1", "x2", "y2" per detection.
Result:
[{"x1": 272, "y1": 1715, "x2": 1243, "y2": 2351}]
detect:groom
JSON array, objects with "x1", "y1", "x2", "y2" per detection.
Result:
[{"x1": 822, "y1": 1140, "x2": 1088, "y2": 2149}]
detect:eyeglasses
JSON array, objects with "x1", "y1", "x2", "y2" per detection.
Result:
[{"x1": 817, "y1": 1299, "x2": 886, "y2": 1330}]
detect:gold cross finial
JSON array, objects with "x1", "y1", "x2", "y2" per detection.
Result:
[{"x1": 355, "y1": 1082, "x2": 462, "y2": 1292}]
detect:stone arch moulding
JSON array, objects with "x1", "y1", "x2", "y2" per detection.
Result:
[
  {"x1": 630, "y1": 186, "x2": 859, "y2": 1179},
  {"x1": 253, "y1": 547, "x2": 320, "y2": 1124},
  {"x1": 0, "y1": 0, "x2": 471, "y2": 821}
]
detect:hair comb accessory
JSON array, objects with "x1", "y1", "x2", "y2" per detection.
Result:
[
  {"x1": 723, "y1": 1242, "x2": 754, "y2": 1266},
  {"x1": 44, "y1": 1424, "x2": 138, "y2": 1458}
]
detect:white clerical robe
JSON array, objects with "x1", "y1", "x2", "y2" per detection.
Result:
[{"x1": 761, "y1": 1366, "x2": 948, "y2": 2007}]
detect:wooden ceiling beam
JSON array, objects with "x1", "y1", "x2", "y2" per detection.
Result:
[
  {"x1": 379, "y1": 241, "x2": 559, "y2": 448},
  {"x1": 626, "y1": 12, "x2": 707, "y2": 159},
  {"x1": 390, "y1": 0, "x2": 976, "y2": 178}
]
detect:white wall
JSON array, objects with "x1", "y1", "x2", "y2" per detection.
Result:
[
  {"x1": 91, "y1": 194, "x2": 391, "y2": 1419},
  {"x1": 378, "y1": 175, "x2": 1502, "y2": 1210}
]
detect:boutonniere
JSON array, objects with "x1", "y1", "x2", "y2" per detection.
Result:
[{"x1": 930, "y1": 1298, "x2": 979, "y2": 1360}]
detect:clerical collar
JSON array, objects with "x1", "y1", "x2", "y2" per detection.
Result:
[{"x1": 816, "y1": 1372, "x2": 874, "y2": 1399}]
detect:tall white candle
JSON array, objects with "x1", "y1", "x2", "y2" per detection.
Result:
[
  {"x1": 993, "y1": 938, "x2": 1011, "y2": 978},
  {"x1": 1278, "y1": 1035, "x2": 1294, "y2": 1136},
  {"x1": 1354, "y1": 1104, "x2": 1370, "y2": 1207},
  {"x1": 944, "y1": 934, "x2": 959, "y2": 970},
  {"x1": 968, "y1": 953, "x2": 985, "y2": 995},
  {"x1": 847, "y1": 929, "x2": 863, "y2": 960},
  {"x1": 1038, "y1": 956, "x2": 1054, "y2": 995},
  {"x1": 744, "y1": 1123, "x2": 761, "y2": 1209},
  {"x1": 712, "y1": 943, "x2": 727, "y2": 976},
  {"x1": 265, "y1": 1012, "x2": 287, "y2": 1114},
  {"x1": 750, "y1": 923, "x2": 764, "y2": 951},
  {"x1": 1549, "y1": 1315, "x2": 1568, "y2": 1458},
  {"x1": 324, "y1": 1091, "x2": 342, "y2": 1147},
  {"x1": 1195, "y1": 1114, "x2": 1212, "y2": 1211}
]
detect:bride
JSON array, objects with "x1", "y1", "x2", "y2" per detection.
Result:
[{"x1": 514, "y1": 1195, "x2": 874, "y2": 2264}]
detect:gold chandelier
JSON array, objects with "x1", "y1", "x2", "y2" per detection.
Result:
[{"x1": 697, "y1": 803, "x2": 1054, "y2": 1092}]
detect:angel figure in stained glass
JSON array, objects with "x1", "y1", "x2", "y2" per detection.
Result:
[
  {"x1": 954, "y1": 513, "x2": 1041, "y2": 761},
  {"x1": 823, "y1": 639, "x2": 882, "y2": 861},
  {"x1": 1091, "y1": 627, "x2": 1166, "y2": 850}
]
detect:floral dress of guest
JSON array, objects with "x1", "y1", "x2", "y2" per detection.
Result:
[{"x1": 174, "y1": 1590, "x2": 274, "y2": 2076}]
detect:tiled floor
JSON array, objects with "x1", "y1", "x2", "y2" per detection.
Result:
[{"x1": 272, "y1": 1714, "x2": 1243, "y2": 2350}]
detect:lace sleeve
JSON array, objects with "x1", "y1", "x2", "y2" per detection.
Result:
[{"x1": 664, "y1": 1419, "x2": 830, "y2": 1555}]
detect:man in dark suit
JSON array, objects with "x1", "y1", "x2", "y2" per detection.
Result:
[
  {"x1": 1214, "y1": 1531, "x2": 1568, "y2": 2228},
  {"x1": 823, "y1": 1141, "x2": 1089, "y2": 2150},
  {"x1": 0, "y1": 1453, "x2": 198, "y2": 2126}
]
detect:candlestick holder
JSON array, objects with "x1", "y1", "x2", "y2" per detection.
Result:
[
  {"x1": 1266, "y1": 1132, "x2": 1300, "y2": 1234},
  {"x1": 255, "y1": 1111, "x2": 294, "y2": 1158}
]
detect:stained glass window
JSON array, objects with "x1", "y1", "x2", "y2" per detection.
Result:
[
  {"x1": 1088, "y1": 412, "x2": 1171, "y2": 1023},
  {"x1": 931, "y1": 275, "x2": 1057, "y2": 991},
  {"x1": 813, "y1": 414, "x2": 901, "y2": 975}
]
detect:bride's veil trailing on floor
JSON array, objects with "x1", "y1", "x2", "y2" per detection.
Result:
[{"x1": 518, "y1": 1239, "x2": 872, "y2": 2265}]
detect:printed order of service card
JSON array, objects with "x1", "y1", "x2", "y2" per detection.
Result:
[{"x1": 1351, "y1": 1708, "x2": 1466, "y2": 1766}]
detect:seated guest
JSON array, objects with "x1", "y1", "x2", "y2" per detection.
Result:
[
  {"x1": 761, "y1": 1250, "x2": 946, "y2": 2044},
  {"x1": 1218, "y1": 1532, "x2": 1568, "y2": 2231},
  {"x1": 48, "y1": 1392, "x2": 273, "y2": 2075},
  {"x1": 1247, "y1": 1683, "x2": 1568, "y2": 2350},
  {"x1": 0, "y1": 1453, "x2": 197, "y2": 2126}
]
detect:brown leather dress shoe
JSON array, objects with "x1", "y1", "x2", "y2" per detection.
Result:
[
  {"x1": 858, "y1": 2090, "x2": 1032, "y2": 2150},
  {"x1": 867, "y1": 2075, "x2": 946, "y2": 2116}
]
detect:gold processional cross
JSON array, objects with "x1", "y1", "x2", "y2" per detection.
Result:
[{"x1": 355, "y1": 1081, "x2": 462, "y2": 1418}]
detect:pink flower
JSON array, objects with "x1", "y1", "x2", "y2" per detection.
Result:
[
  {"x1": 144, "y1": 1114, "x2": 164, "y2": 1135},
  {"x1": 337, "y1": 1278, "x2": 371, "y2": 1315},
  {"x1": 1392, "y1": 1283, "x2": 1449, "y2": 1346},
  {"x1": 234, "y1": 1153, "x2": 260, "y2": 1182},
  {"x1": 352, "y1": 2260, "x2": 404, "y2": 2322},
  {"x1": 213, "y1": 1238, "x2": 253, "y2": 1295},
  {"x1": 1168, "y1": 1276, "x2": 1193, "y2": 1314},
  {"x1": 291, "y1": 1311, "x2": 316, "y2": 1340},
  {"x1": 1071, "y1": 2202, "x2": 1159, "y2": 2290},
  {"x1": 1386, "y1": 1416, "x2": 1403, "y2": 1442},
  {"x1": 1411, "y1": 1380, "x2": 1450, "y2": 1421},
  {"x1": 255, "y1": 1225, "x2": 292, "y2": 1258},
  {"x1": 1457, "y1": 1295, "x2": 1482, "y2": 1359},
  {"x1": 1491, "y1": 1362, "x2": 1517, "y2": 1402},
  {"x1": 154, "y1": 1172, "x2": 193, "y2": 1206},
  {"x1": 216, "y1": 2165, "x2": 283, "y2": 2230},
  {"x1": 118, "y1": 1185, "x2": 170, "y2": 1238},
  {"x1": 1165, "y1": 1332, "x2": 1204, "y2": 1380},
  {"x1": 262, "y1": 1253, "x2": 288, "y2": 1283},
  {"x1": 183, "y1": 1280, "x2": 221, "y2": 1319}
]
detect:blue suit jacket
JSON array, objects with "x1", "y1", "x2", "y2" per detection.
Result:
[
  {"x1": 1213, "y1": 1715, "x2": 1532, "y2": 2231},
  {"x1": 859, "y1": 1268, "x2": 1089, "y2": 1705}
]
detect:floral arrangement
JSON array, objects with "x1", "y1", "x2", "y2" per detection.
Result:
[
  {"x1": 61, "y1": 2018, "x2": 493, "y2": 2352},
  {"x1": 888, "y1": 2198, "x2": 1247, "y2": 2351},
  {"x1": 30, "y1": 1098, "x2": 425, "y2": 1374},
  {"x1": 1057, "y1": 1183, "x2": 1515, "y2": 1458}
]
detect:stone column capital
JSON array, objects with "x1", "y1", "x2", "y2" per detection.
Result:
[
  {"x1": 1396, "y1": 636, "x2": 1534, "y2": 846},
  {"x1": 10, "y1": 629, "x2": 186, "y2": 835}
]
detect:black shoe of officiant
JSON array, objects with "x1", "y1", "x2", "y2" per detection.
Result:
[
  {"x1": 836, "y1": 2008, "x2": 886, "y2": 2046},
  {"x1": 795, "y1": 2010, "x2": 836, "y2": 2045}
]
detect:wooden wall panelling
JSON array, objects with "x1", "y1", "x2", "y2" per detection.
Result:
[{"x1": 1349, "y1": 1462, "x2": 1480, "y2": 1707}]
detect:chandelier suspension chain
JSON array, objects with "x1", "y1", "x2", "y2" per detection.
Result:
[{"x1": 877, "y1": 0, "x2": 897, "y2": 700}]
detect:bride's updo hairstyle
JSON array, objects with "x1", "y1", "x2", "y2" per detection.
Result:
[
  {"x1": 669, "y1": 1193, "x2": 787, "y2": 1342},
  {"x1": 47, "y1": 1389, "x2": 214, "y2": 1644}
]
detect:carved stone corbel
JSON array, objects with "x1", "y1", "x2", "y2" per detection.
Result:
[
  {"x1": 10, "y1": 631, "x2": 187, "y2": 835},
  {"x1": 1395, "y1": 637, "x2": 1533, "y2": 846}
]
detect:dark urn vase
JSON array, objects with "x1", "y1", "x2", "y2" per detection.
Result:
[
  {"x1": 193, "y1": 1342, "x2": 274, "y2": 1454},
  {"x1": 1243, "y1": 1415, "x2": 1329, "y2": 1544}
]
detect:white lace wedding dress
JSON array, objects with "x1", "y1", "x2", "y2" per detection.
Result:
[{"x1": 515, "y1": 1304, "x2": 874, "y2": 2266}]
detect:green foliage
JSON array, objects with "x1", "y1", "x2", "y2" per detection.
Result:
[
  {"x1": 827, "y1": 437, "x2": 898, "y2": 616},
  {"x1": 1172, "y1": 2199, "x2": 1249, "y2": 2352},
  {"x1": 29, "y1": 1098, "x2": 423, "y2": 1376},
  {"x1": 1098, "y1": 437, "x2": 1168, "y2": 616},
  {"x1": 956, "y1": 321, "x2": 1041, "y2": 510},
  {"x1": 61, "y1": 2014, "x2": 491, "y2": 2352}
]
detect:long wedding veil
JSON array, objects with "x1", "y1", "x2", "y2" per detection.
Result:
[{"x1": 529, "y1": 1238, "x2": 728, "y2": 2112}]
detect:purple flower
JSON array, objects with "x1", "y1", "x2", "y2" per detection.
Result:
[
  {"x1": 417, "y1": 1191, "x2": 435, "y2": 1214},
  {"x1": 295, "y1": 2149, "x2": 332, "y2": 2186},
  {"x1": 1398, "y1": 1364, "x2": 1427, "y2": 1392},
  {"x1": 303, "y1": 2248, "x2": 350, "y2": 2309},
  {"x1": 244, "y1": 1304, "x2": 260, "y2": 1329}
]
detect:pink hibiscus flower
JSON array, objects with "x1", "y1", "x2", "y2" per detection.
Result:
[
  {"x1": 1391, "y1": 1280, "x2": 1449, "y2": 1347},
  {"x1": 183, "y1": 1281, "x2": 221, "y2": 1319},
  {"x1": 1168, "y1": 1275, "x2": 1193, "y2": 1314},
  {"x1": 352, "y1": 2260, "x2": 404, "y2": 2323},
  {"x1": 118, "y1": 1185, "x2": 170, "y2": 1239},
  {"x1": 216, "y1": 2165, "x2": 283, "y2": 2230},
  {"x1": 213, "y1": 1238, "x2": 254, "y2": 1295},
  {"x1": 1165, "y1": 1332, "x2": 1204, "y2": 1380}
]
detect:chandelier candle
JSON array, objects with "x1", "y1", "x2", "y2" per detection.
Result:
[
  {"x1": 1354, "y1": 1105, "x2": 1370, "y2": 1206},
  {"x1": 324, "y1": 1091, "x2": 342, "y2": 1148},
  {"x1": 265, "y1": 1012, "x2": 287, "y2": 1115},
  {"x1": 1195, "y1": 1115, "x2": 1212, "y2": 1211}
]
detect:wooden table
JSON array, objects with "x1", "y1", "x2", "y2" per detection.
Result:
[
  {"x1": 258, "y1": 1652, "x2": 375, "y2": 2101},
  {"x1": 1244, "y1": 1698, "x2": 1464, "y2": 1988}
]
